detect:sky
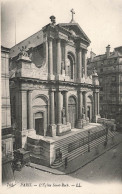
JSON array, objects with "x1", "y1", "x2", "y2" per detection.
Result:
[{"x1": 1, "y1": 0, "x2": 122, "y2": 56}]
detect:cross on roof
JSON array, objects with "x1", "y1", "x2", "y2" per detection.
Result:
[{"x1": 70, "y1": 9, "x2": 75, "y2": 23}]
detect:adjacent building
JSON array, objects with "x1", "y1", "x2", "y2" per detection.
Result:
[
  {"x1": 9, "y1": 15, "x2": 101, "y2": 167},
  {"x1": 87, "y1": 45, "x2": 122, "y2": 127},
  {"x1": 1, "y1": 46, "x2": 14, "y2": 182}
]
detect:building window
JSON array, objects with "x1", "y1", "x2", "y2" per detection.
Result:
[
  {"x1": 120, "y1": 86, "x2": 122, "y2": 93},
  {"x1": 111, "y1": 107, "x2": 116, "y2": 113},
  {"x1": 120, "y1": 75, "x2": 122, "y2": 82},
  {"x1": 100, "y1": 96, "x2": 103, "y2": 101},
  {"x1": 114, "y1": 59, "x2": 117, "y2": 63},
  {"x1": 112, "y1": 76, "x2": 116, "y2": 82},
  {"x1": 100, "y1": 68, "x2": 103, "y2": 73},
  {"x1": 111, "y1": 96, "x2": 116, "y2": 102},
  {"x1": 99, "y1": 78, "x2": 102, "y2": 83},
  {"x1": 120, "y1": 96, "x2": 122, "y2": 102},
  {"x1": 100, "y1": 87, "x2": 103, "y2": 91}
]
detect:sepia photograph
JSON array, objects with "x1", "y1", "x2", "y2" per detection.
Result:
[{"x1": 1, "y1": 0, "x2": 122, "y2": 193}]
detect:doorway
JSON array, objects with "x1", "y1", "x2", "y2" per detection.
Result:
[
  {"x1": 68, "y1": 96, "x2": 77, "y2": 128},
  {"x1": 35, "y1": 112, "x2": 44, "y2": 135}
]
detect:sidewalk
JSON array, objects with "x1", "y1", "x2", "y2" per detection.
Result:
[{"x1": 28, "y1": 133, "x2": 122, "y2": 175}]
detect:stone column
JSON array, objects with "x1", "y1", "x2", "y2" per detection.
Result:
[
  {"x1": 50, "y1": 91, "x2": 55, "y2": 125},
  {"x1": 57, "y1": 39, "x2": 61, "y2": 75},
  {"x1": 19, "y1": 90, "x2": 27, "y2": 130},
  {"x1": 18, "y1": 90, "x2": 28, "y2": 148},
  {"x1": 45, "y1": 39, "x2": 48, "y2": 66},
  {"x1": 83, "y1": 91, "x2": 87, "y2": 118},
  {"x1": 64, "y1": 41, "x2": 67, "y2": 75},
  {"x1": 27, "y1": 90, "x2": 33, "y2": 129},
  {"x1": 78, "y1": 91, "x2": 83, "y2": 119},
  {"x1": 77, "y1": 48, "x2": 82, "y2": 80},
  {"x1": 83, "y1": 49, "x2": 87, "y2": 78},
  {"x1": 93, "y1": 91, "x2": 97, "y2": 122},
  {"x1": 49, "y1": 90, "x2": 56, "y2": 137},
  {"x1": 97, "y1": 92, "x2": 100, "y2": 115},
  {"x1": 95, "y1": 92, "x2": 98, "y2": 116},
  {"x1": 57, "y1": 91, "x2": 62, "y2": 124},
  {"x1": 48, "y1": 38, "x2": 53, "y2": 75},
  {"x1": 77, "y1": 91, "x2": 83, "y2": 129},
  {"x1": 65, "y1": 91, "x2": 68, "y2": 123}
]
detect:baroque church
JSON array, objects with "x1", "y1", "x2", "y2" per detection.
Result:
[{"x1": 9, "y1": 11, "x2": 101, "y2": 166}]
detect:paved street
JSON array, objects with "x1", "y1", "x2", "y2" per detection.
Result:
[
  {"x1": 14, "y1": 142, "x2": 122, "y2": 184},
  {"x1": 70, "y1": 142, "x2": 122, "y2": 183}
]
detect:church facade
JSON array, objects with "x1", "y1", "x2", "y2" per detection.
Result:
[{"x1": 9, "y1": 15, "x2": 100, "y2": 166}]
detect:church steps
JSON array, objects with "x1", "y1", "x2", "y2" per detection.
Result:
[{"x1": 26, "y1": 127, "x2": 117, "y2": 168}]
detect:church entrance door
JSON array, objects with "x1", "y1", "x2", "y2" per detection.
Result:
[
  {"x1": 35, "y1": 112, "x2": 44, "y2": 135},
  {"x1": 68, "y1": 96, "x2": 77, "y2": 128}
]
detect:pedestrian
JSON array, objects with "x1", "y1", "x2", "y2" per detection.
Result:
[
  {"x1": 112, "y1": 149, "x2": 117, "y2": 158},
  {"x1": 65, "y1": 157, "x2": 68, "y2": 169},
  {"x1": 59, "y1": 152, "x2": 62, "y2": 162}
]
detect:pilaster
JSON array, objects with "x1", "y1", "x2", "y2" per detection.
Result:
[
  {"x1": 49, "y1": 90, "x2": 56, "y2": 137},
  {"x1": 27, "y1": 90, "x2": 33, "y2": 129},
  {"x1": 48, "y1": 38, "x2": 55, "y2": 80},
  {"x1": 57, "y1": 39, "x2": 61, "y2": 75},
  {"x1": 77, "y1": 48, "x2": 82, "y2": 82},
  {"x1": 77, "y1": 91, "x2": 83, "y2": 129},
  {"x1": 83, "y1": 49, "x2": 87, "y2": 78}
]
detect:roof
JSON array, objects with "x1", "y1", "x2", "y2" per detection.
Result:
[
  {"x1": 10, "y1": 21, "x2": 91, "y2": 58},
  {"x1": 88, "y1": 46, "x2": 122, "y2": 63}
]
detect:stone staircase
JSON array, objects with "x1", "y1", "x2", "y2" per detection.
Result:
[{"x1": 51, "y1": 129, "x2": 117, "y2": 169}]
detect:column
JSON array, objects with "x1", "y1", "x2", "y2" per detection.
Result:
[
  {"x1": 64, "y1": 41, "x2": 67, "y2": 75},
  {"x1": 27, "y1": 90, "x2": 33, "y2": 129},
  {"x1": 19, "y1": 90, "x2": 27, "y2": 130},
  {"x1": 78, "y1": 91, "x2": 83, "y2": 119},
  {"x1": 48, "y1": 38, "x2": 53, "y2": 75},
  {"x1": 65, "y1": 91, "x2": 68, "y2": 122},
  {"x1": 94, "y1": 92, "x2": 97, "y2": 116},
  {"x1": 50, "y1": 91, "x2": 55, "y2": 125},
  {"x1": 57, "y1": 91, "x2": 61, "y2": 124},
  {"x1": 77, "y1": 48, "x2": 82, "y2": 80},
  {"x1": 45, "y1": 39, "x2": 48, "y2": 66},
  {"x1": 18, "y1": 90, "x2": 28, "y2": 148},
  {"x1": 57, "y1": 39, "x2": 61, "y2": 75},
  {"x1": 97, "y1": 92, "x2": 100, "y2": 115},
  {"x1": 83, "y1": 91, "x2": 87, "y2": 118},
  {"x1": 83, "y1": 49, "x2": 87, "y2": 78}
]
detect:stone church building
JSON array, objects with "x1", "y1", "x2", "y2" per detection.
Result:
[{"x1": 9, "y1": 14, "x2": 100, "y2": 166}]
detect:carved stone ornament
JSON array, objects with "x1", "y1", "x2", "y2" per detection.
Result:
[{"x1": 19, "y1": 46, "x2": 28, "y2": 57}]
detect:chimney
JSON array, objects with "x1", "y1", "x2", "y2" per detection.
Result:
[
  {"x1": 106, "y1": 45, "x2": 110, "y2": 58},
  {"x1": 90, "y1": 50, "x2": 96, "y2": 61}
]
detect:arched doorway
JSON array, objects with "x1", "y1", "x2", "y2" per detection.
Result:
[
  {"x1": 68, "y1": 96, "x2": 77, "y2": 128},
  {"x1": 32, "y1": 95, "x2": 48, "y2": 136},
  {"x1": 34, "y1": 112, "x2": 44, "y2": 135}
]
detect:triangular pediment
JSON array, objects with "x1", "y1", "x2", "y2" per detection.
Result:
[{"x1": 58, "y1": 23, "x2": 91, "y2": 44}]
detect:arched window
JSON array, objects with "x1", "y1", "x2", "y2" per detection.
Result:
[{"x1": 67, "y1": 53, "x2": 74, "y2": 79}]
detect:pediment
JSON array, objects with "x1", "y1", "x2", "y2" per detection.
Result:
[{"x1": 59, "y1": 23, "x2": 91, "y2": 44}]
